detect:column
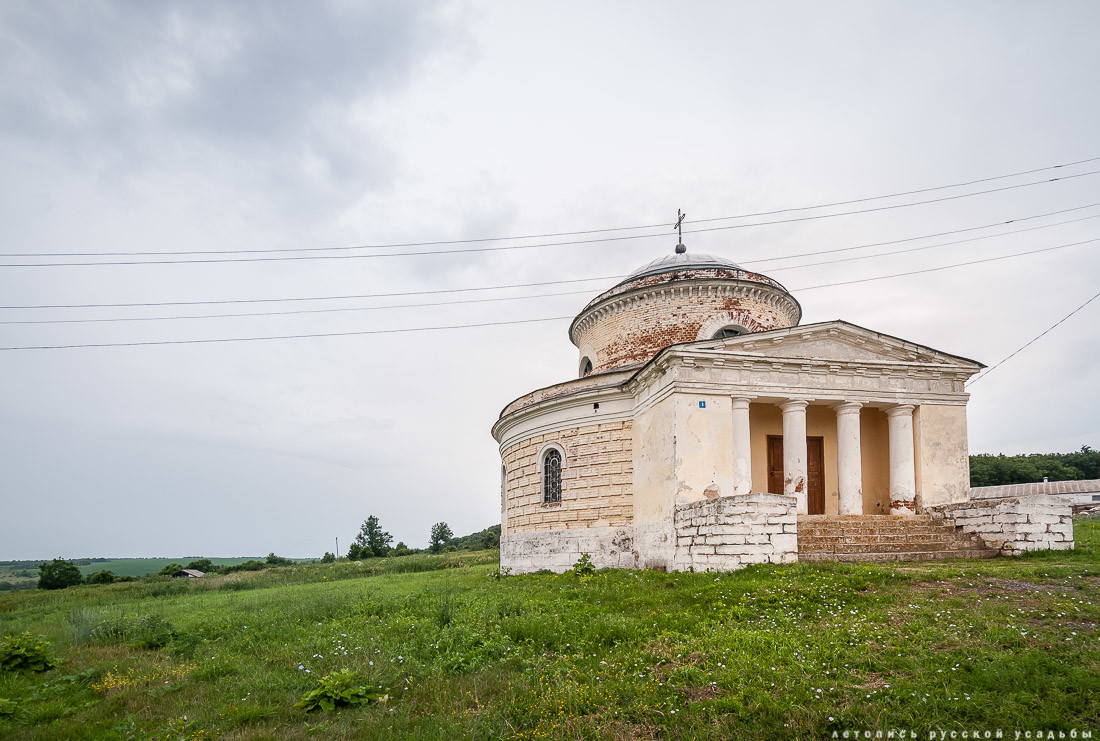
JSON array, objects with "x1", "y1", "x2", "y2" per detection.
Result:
[
  {"x1": 834, "y1": 402, "x2": 863, "y2": 515},
  {"x1": 886, "y1": 404, "x2": 917, "y2": 515},
  {"x1": 731, "y1": 396, "x2": 754, "y2": 495},
  {"x1": 780, "y1": 399, "x2": 809, "y2": 513}
]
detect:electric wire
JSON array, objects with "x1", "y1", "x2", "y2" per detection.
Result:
[
  {"x1": 966, "y1": 290, "x2": 1100, "y2": 387},
  {"x1": 5, "y1": 215, "x2": 1098, "y2": 326},
  {"x1": 2, "y1": 237, "x2": 1095, "y2": 350},
  {"x1": 4, "y1": 155, "x2": 1098, "y2": 257},
  {"x1": 3, "y1": 170, "x2": 1098, "y2": 267}
]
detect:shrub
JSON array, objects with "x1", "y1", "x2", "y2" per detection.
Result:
[
  {"x1": 185, "y1": 559, "x2": 213, "y2": 572},
  {"x1": 158, "y1": 563, "x2": 184, "y2": 576},
  {"x1": 0, "y1": 633, "x2": 58, "y2": 673},
  {"x1": 221, "y1": 560, "x2": 266, "y2": 574},
  {"x1": 321, "y1": 552, "x2": 336, "y2": 563},
  {"x1": 294, "y1": 669, "x2": 386, "y2": 712},
  {"x1": 37, "y1": 559, "x2": 83, "y2": 590},
  {"x1": 266, "y1": 553, "x2": 294, "y2": 566},
  {"x1": 571, "y1": 553, "x2": 596, "y2": 576},
  {"x1": 86, "y1": 570, "x2": 116, "y2": 585},
  {"x1": 346, "y1": 543, "x2": 363, "y2": 561}
]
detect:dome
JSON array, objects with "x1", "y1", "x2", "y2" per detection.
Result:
[
  {"x1": 569, "y1": 248, "x2": 802, "y2": 376},
  {"x1": 616, "y1": 251, "x2": 745, "y2": 287}
]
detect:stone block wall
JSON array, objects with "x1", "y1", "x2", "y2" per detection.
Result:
[
  {"x1": 501, "y1": 420, "x2": 634, "y2": 533},
  {"x1": 929, "y1": 494, "x2": 1074, "y2": 555},
  {"x1": 500, "y1": 527, "x2": 636, "y2": 574},
  {"x1": 672, "y1": 492, "x2": 799, "y2": 571}
]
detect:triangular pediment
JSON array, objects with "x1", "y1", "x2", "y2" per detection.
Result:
[{"x1": 690, "y1": 320, "x2": 984, "y2": 370}]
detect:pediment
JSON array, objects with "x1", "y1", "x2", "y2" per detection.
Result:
[{"x1": 691, "y1": 320, "x2": 983, "y2": 370}]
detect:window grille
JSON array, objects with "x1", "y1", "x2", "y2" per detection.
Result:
[{"x1": 543, "y1": 449, "x2": 562, "y2": 503}]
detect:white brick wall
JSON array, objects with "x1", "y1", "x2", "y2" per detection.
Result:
[
  {"x1": 672, "y1": 492, "x2": 799, "y2": 571},
  {"x1": 929, "y1": 494, "x2": 1075, "y2": 554}
]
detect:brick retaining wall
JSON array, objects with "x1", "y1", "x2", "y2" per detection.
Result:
[
  {"x1": 672, "y1": 492, "x2": 798, "y2": 571},
  {"x1": 928, "y1": 494, "x2": 1074, "y2": 555}
]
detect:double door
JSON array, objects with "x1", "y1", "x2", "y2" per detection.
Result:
[{"x1": 766, "y1": 435, "x2": 825, "y2": 514}]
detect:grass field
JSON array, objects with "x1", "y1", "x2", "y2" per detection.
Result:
[{"x1": 0, "y1": 524, "x2": 1097, "y2": 739}]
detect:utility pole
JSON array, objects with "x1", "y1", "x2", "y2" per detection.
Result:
[{"x1": 335, "y1": 537, "x2": 339, "y2": 557}]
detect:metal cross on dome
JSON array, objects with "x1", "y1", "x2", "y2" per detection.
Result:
[{"x1": 674, "y1": 209, "x2": 687, "y2": 253}]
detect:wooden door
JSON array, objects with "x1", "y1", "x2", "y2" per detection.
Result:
[
  {"x1": 807, "y1": 436, "x2": 825, "y2": 515},
  {"x1": 766, "y1": 434, "x2": 826, "y2": 514},
  {"x1": 766, "y1": 435, "x2": 784, "y2": 495}
]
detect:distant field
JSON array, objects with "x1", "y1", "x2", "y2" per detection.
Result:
[
  {"x1": 0, "y1": 524, "x2": 1097, "y2": 738},
  {"x1": 72, "y1": 557, "x2": 266, "y2": 577},
  {"x1": 0, "y1": 557, "x2": 276, "y2": 586}
]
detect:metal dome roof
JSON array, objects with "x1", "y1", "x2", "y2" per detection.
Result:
[{"x1": 615, "y1": 251, "x2": 744, "y2": 287}]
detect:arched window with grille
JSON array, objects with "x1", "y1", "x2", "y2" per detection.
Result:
[{"x1": 542, "y1": 448, "x2": 562, "y2": 504}]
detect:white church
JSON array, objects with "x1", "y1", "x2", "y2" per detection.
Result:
[{"x1": 492, "y1": 245, "x2": 1076, "y2": 572}]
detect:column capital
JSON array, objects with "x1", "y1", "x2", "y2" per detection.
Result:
[
  {"x1": 779, "y1": 398, "x2": 810, "y2": 412},
  {"x1": 730, "y1": 395, "x2": 755, "y2": 409},
  {"x1": 885, "y1": 403, "x2": 915, "y2": 418},
  {"x1": 833, "y1": 401, "x2": 863, "y2": 415}
]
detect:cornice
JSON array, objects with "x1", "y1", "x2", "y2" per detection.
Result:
[{"x1": 568, "y1": 278, "x2": 802, "y2": 345}]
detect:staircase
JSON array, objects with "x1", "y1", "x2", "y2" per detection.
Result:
[{"x1": 797, "y1": 514, "x2": 997, "y2": 563}]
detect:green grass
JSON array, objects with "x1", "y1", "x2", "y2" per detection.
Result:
[{"x1": 0, "y1": 524, "x2": 1097, "y2": 739}]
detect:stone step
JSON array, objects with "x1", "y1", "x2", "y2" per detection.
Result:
[
  {"x1": 795, "y1": 514, "x2": 997, "y2": 562},
  {"x1": 800, "y1": 539, "x2": 986, "y2": 554},
  {"x1": 798, "y1": 527, "x2": 965, "y2": 538},
  {"x1": 798, "y1": 532, "x2": 985, "y2": 545},
  {"x1": 799, "y1": 548, "x2": 998, "y2": 563}
]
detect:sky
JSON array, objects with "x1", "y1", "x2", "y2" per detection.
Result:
[{"x1": 1, "y1": 1, "x2": 1098, "y2": 560}]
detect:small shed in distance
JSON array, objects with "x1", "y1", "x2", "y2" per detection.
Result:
[{"x1": 171, "y1": 569, "x2": 204, "y2": 579}]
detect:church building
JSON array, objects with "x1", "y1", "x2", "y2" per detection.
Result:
[{"x1": 492, "y1": 245, "x2": 1075, "y2": 572}]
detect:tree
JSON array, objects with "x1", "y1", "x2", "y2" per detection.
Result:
[
  {"x1": 86, "y1": 570, "x2": 116, "y2": 585},
  {"x1": 38, "y1": 559, "x2": 83, "y2": 590},
  {"x1": 429, "y1": 522, "x2": 453, "y2": 554},
  {"x1": 266, "y1": 553, "x2": 293, "y2": 566},
  {"x1": 158, "y1": 562, "x2": 184, "y2": 576},
  {"x1": 186, "y1": 559, "x2": 213, "y2": 572},
  {"x1": 321, "y1": 552, "x2": 336, "y2": 563},
  {"x1": 346, "y1": 542, "x2": 364, "y2": 561},
  {"x1": 354, "y1": 516, "x2": 393, "y2": 557}
]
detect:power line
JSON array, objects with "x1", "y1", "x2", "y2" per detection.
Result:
[
  {"x1": 0, "y1": 289, "x2": 597, "y2": 325},
  {"x1": 793, "y1": 237, "x2": 1099, "y2": 292},
  {"x1": 3, "y1": 170, "x2": 1098, "y2": 267},
  {"x1": 741, "y1": 202, "x2": 1100, "y2": 265},
  {"x1": 5, "y1": 155, "x2": 1098, "y2": 258},
  {"x1": 1, "y1": 201, "x2": 1094, "y2": 314},
  {"x1": 0, "y1": 315, "x2": 575, "y2": 351},
  {"x1": 6, "y1": 216, "x2": 1098, "y2": 326},
  {"x1": 2, "y1": 237, "x2": 1094, "y2": 350},
  {"x1": 0, "y1": 275, "x2": 625, "y2": 310},
  {"x1": 763, "y1": 213, "x2": 1100, "y2": 273},
  {"x1": 966, "y1": 290, "x2": 1100, "y2": 387}
]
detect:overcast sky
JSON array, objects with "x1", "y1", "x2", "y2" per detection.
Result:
[{"x1": 2, "y1": 1, "x2": 1098, "y2": 560}]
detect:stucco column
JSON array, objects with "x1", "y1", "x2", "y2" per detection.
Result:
[
  {"x1": 834, "y1": 402, "x2": 863, "y2": 515},
  {"x1": 886, "y1": 404, "x2": 917, "y2": 515},
  {"x1": 780, "y1": 399, "x2": 809, "y2": 513},
  {"x1": 731, "y1": 396, "x2": 754, "y2": 495}
]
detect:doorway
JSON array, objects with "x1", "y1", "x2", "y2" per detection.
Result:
[{"x1": 766, "y1": 435, "x2": 826, "y2": 514}]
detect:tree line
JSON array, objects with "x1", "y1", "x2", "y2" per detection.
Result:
[
  {"x1": 970, "y1": 445, "x2": 1099, "y2": 487},
  {"x1": 343, "y1": 517, "x2": 500, "y2": 561}
]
